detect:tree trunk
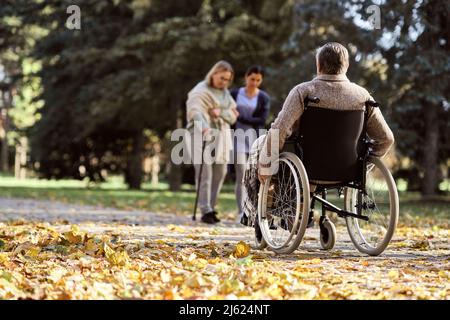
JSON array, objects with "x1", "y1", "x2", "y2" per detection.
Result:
[
  {"x1": 151, "y1": 155, "x2": 160, "y2": 186},
  {"x1": 1, "y1": 90, "x2": 11, "y2": 172},
  {"x1": 168, "y1": 95, "x2": 184, "y2": 191},
  {"x1": 14, "y1": 137, "x2": 28, "y2": 179},
  {"x1": 422, "y1": 103, "x2": 439, "y2": 196},
  {"x1": 126, "y1": 131, "x2": 144, "y2": 190}
]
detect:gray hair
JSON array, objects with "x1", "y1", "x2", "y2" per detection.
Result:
[{"x1": 316, "y1": 42, "x2": 349, "y2": 75}]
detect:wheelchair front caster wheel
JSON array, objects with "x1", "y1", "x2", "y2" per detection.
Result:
[
  {"x1": 252, "y1": 219, "x2": 267, "y2": 250},
  {"x1": 320, "y1": 218, "x2": 336, "y2": 250}
]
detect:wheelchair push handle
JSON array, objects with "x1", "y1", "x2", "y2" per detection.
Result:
[
  {"x1": 305, "y1": 96, "x2": 320, "y2": 104},
  {"x1": 365, "y1": 100, "x2": 379, "y2": 108}
]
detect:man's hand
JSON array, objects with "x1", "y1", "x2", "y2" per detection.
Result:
[{"x1": 258, "y1": 171, "x2": 271, "y2": 184}]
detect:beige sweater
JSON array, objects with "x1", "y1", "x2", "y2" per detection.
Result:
[
  {"x1": 259, "y1": 73, "x2": 395, "y2": 175},
  {"x1": 186, "y1": 81, "x2": 237, "y2": 163}
]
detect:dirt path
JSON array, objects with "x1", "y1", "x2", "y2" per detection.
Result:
[{"x1": 0, "y1": 197, "x2": 449, "y2": 299}]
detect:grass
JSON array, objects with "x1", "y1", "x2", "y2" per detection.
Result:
[
  {"x1": 0, "y1": 175, "x2": 236, "y2": 216},
  {"x1": 0, "y1": 175, "x2": 448, "y2": 224}
]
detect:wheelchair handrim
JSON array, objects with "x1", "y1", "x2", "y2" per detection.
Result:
[
  {"x1": 345, "y1": 157, "x2": 399, "y2": 256},
  {"x1": 259, "y1": 157, "x2": 301, "y2": 250}
]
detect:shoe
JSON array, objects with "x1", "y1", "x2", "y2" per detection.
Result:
[
  {"x1": 240, "y1": 214, "x2": 249, "y2": 226},
  {"x1": 268, "y1": 217, "x2": 277, "y2": 230},
  {"x1": 255, "y1": 221, "x2": 263, "y2": 243},
  {"x1": 280, "y1": 218, "x2": 294, "y2": 232},
  {"x1": 211, "y1": 210, "x2": 221, "y2": 223},
  {"x1": 307, "y1": 211, "x2": 315, "y2": 228},
  {"x1": 201, "y1": 211, "x2": 218, "y2": 224}
]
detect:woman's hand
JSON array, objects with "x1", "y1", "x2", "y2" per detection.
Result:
[
  {"x1": 231, "y1": 107, "x2": 239, "y2": 118},
  {"x1": 209, "y1": 108, "x2": 221, "y2": 119}
]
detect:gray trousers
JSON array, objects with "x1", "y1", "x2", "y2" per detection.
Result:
[
  {"x1": 189, "y1": 129, "x2": 228, "y2": 215},
  {"x1": 194, "y1": 163, "x2": 227, "y2": 215},
  {"x1": 234, "y1": 152, "x2": 248, "y2": 217}
]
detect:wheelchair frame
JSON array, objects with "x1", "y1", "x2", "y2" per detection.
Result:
[
  {"x1": 256, "y1": 95, "x2": 398, "y2": 255},
  {"x1": 285, "y1": 97, "x2": 380, "y2": 225}
]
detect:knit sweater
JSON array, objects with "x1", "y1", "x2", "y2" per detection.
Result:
[
  {"x1": 186, "y1": 81, "x2": 237, "y2": 164},
  {"x1": 259, "y1": 73, "x2": 395, "y2": 175},
  {"x1": 230, "y1": 88, "x2": 270, "y2": 130}
]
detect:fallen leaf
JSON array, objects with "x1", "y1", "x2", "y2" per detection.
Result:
[
  {"x1": 233, "y1": 241, "x2": 250, "y2": 259},
  {"x1": 104, "y1": 243, "x2": 129, "y2": 267},
  {"x1": 388, "y1": 269, "x2": 400, "y2": 279},
  {"x1": 63, "y1": 225, "x2": 86, "y2": 244}
]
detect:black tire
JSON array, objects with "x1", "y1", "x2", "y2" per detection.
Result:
[
  {"x1": 345, "y1": 157, "x2": 399, "y2": 256},
  {"x1": 320, "y1": 218, "x2": 336, "y2": 250}
]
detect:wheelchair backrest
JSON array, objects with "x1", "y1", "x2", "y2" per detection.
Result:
[{"x1": 298, "y1": 106, "x2": 365, "y2": 182}]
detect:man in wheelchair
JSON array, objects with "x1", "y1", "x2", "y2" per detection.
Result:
[{"x1": 250, "y1": 42, "x2": 398, "y2": 256}]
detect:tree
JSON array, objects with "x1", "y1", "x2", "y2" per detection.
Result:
[
  {"x1": 20, "y1": 0, "x2": 296, "y2": 189},
  {"x1": 354, "y1": 0, "x2": 449, "y2": 196},
  {"x1": 0, "y1": 1, "x2": 46, "y2": 173}
]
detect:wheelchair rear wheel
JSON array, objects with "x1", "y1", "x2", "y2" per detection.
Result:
[
  {"x1": 258, "y1": 152, "x2": 310, "y2": 254},
  {"x1": 344, "y1": 157, "x2": 399, "y2": 256}
]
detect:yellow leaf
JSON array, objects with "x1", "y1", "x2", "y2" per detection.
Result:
[
  {"x1": 103, "y1": 243, "x2": 129, "y2": 267},
  {"x1": 163, "y1": 290, "x2": 175, "y2": 300},
  {"x1": 63, "y1": 225, "x2": 86, "y2": 244},
  {"x1": 186, "y1": 273, "x2": 206, "y2": 288},
  {"x1": 160, "y1": 270, "x2": 171, "y2": 283},
  {"x1": 48, "y1": 268, "x2": 68, "y2": 283},
  {"x1": 85, "y1": 239, "x2": 103, "y2": 256},
  {"x1": 233, "y1": 241, "x2": 250, "y2": 259},
  {"x1": 410, "y1": 239, "x2": 431, "y2": 250},
  {"x1": 13, "y1": 242, "x2": 40, "y2": 258},
  {"x1": 310, "y1": 258, "x2": 321, "y2": 264},
  {"x1": 0, "y1": 253, "x2": 9, "y2": 264},
  {"x1": 187, "y1": 253, "x2": 197, "y2": 262},
  {"x1": 209, "y1": 229, "x2": 220, "y2": 235},
  {"x1": 167, "y1": 224, "x2": 185, "y2": 232},
  {"x1": 388, "y1": 269, "x2": 400, "y2": 279},
  {"x1": 219, "y1": 279, "x2": 244, "y2": 294},
  {"x1": 26, "y1": 246, "x2": 41, "y2": 258}
]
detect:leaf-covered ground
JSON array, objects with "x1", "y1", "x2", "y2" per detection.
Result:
[{"x1": 0, "y1": 198, "x2": 449, "y2": 300}]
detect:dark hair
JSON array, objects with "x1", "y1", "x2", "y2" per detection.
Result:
[{"x1": 245, "y1": 65, "x2": 265, "y2": 77}]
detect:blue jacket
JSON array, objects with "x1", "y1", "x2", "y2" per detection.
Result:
[{"x1": 230, "y1": 88, "x2": 271, "y2": 131}]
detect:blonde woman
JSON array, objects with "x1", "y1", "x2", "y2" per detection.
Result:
[{"x1": 186, "y1": 61, "x2": 239, "y2": 224}]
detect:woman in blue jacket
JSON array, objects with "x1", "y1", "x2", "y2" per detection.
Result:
[{"x1": 230, "y1": 65, "x2": 270, "y2": 222}]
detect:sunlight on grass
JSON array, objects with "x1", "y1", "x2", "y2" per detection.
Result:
[{"x1": 0, "y1": 176, "x2": 447, "y2": 223}]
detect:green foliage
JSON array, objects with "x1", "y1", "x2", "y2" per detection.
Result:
[
  {"x1": 1, "y1": 0, "x2": 448, "y2": 193},
  {"x1": 353, "y1": 0, "x2": 449, "y2": 194},
  {"x1": 12, "y1": 0, "x2": 295, "y2": 185}
]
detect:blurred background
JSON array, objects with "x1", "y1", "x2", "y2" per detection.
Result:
[{"x1": 0, "y1": 0, "x2": 448, "y2": 216}]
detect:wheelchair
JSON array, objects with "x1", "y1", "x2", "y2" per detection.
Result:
[{"x1": 254, "y1": 97, "x2": 399, "y2": 256}]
